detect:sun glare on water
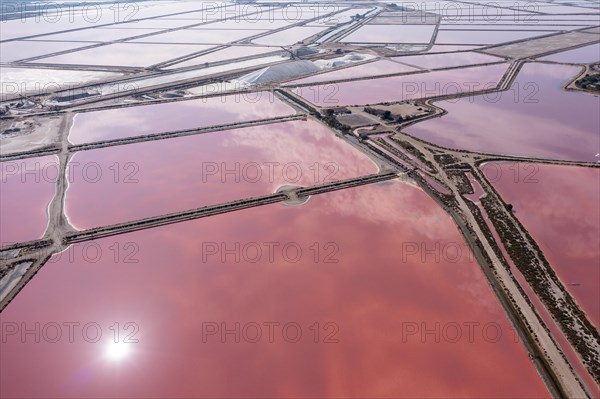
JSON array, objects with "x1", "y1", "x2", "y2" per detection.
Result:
[{"x1": 105, "y1": 341, "x2": 132, "y2": 361}]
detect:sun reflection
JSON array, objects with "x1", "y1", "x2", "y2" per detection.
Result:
[{"x1": 105, "y1": 341, "x2": 131, "y2": 361}]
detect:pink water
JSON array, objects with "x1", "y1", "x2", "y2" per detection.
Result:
[
  {"x1": 31, "y1": 43, "x2": 213, "y2": 68},
  {"x1": 486, "y1": 162, "x2": 600, "y2": 328},
  {"x1": 1, "y1": 180, "x2": 550, "y2": 398},
  {"x1": 68, "y1": 92, "x2": 294, "y2": 144},
  {"x1": 393, "y1": 51, "x2": 504, "y2": 69},
  {"x1": 0, "y1": 156, "x2": 57, "y2": 245},
  {"x1": 423, "y1": 45, "x2": 482, "y2": 53},
  {"x1": 439, "y1": 24, "x2": 577, "y2": 31},
  {"x1": 1, "y1": 41, "x2": 92, "y2": 63},
  {"x1": 193, "y1": 19, "x2": 294, "y2": 30},
  {"x1": 435, "y1": 29, "x2": 551, "y2": 45},
  {"x1": 252, "y1": 27, "x2": 326, "y2": 46},
  {"x1": 128, "y1": 29, "x2": 266, "y2": 45},
  {"x1": 34, "y1": 28, "x2": 160, "y2": 43},
  {"x1": 287, "y1": 60, "x2": 418, "y2": 86},
  {"x1": 168, "y1": 46, "x2": 280, "y2": 69},
  {"x1": 65, "y1": 119, "x2": 378, "y2": 229},
  {"x1": 405, "y1": 63, "x2": 600, "y2": 162},
  {"x1": 539, "y1": 43, "x2": 600, "y2": 64},
  {"x1": 467, "y1": 169, "x2": 599, "y2": 396},
  {"x1": 294, "y1": 63, "x2": 508, "y2": 106},
  {"x1": 341, "y1": 24, "x2": 436, "y2": 44}
]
